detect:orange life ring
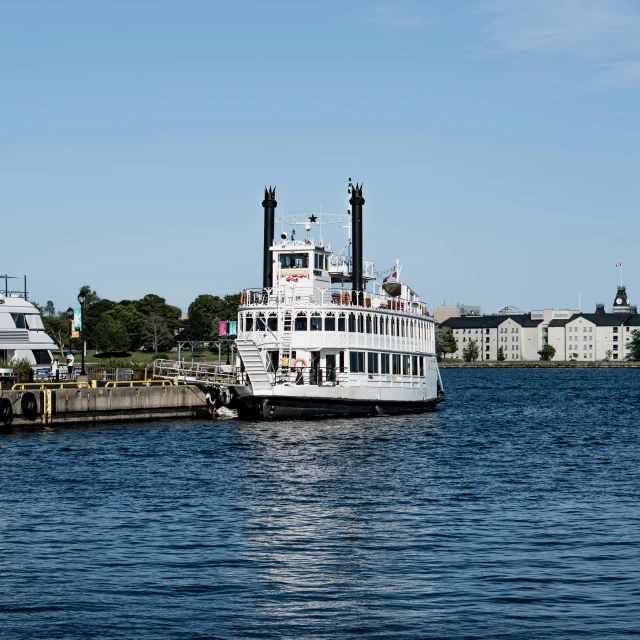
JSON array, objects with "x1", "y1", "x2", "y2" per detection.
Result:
[
  {"x1": 341, "y1": 291, "x2": 350, "y2": 305},
  {"x1": 293, "y1": 358, "x2": 307, "y2": 370},
  {"x1": 240, "y1": 293, "x2": 245, "y2": 305}
]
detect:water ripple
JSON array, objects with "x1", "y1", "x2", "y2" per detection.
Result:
[{"x1": 1, "y1": 369, "x2": 639, "y2": 638}]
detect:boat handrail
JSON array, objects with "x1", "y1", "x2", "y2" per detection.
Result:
[{"x1": 239, "y1": 288, "x2": 430, "y2": 317}]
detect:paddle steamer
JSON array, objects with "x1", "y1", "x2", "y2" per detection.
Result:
[{"x1": 228, "y1": 182, "x2": 444, "y2": 420}]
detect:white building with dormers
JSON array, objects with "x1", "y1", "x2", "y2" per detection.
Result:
[{"x1": 440, "y1": 286, "x2": 639, "y2": 361}]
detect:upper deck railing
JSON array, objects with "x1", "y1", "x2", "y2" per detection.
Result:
[{"x1": 240, "y1": 287, "x2": 431, "y2": 318}]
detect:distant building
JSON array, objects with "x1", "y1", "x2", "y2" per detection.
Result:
[
  {"x1": 495, "y1": 305, "x2": 523, "y2": 316},
  {"x1": 433, "y1": 303, "x2": 481, "y2": 325},
  {"x1": 440, "y1": 285, "x2": 637, "y2": 361},
  {"x1": 440, "y1": 314, "x2": 544, "y2": 361}
]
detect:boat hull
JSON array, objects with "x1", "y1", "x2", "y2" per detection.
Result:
[{"x1": 230, "y1": 388, "x2": 444, "y2": 421}]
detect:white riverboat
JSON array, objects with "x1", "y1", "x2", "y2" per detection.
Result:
[
  {"x1": 227, "y1": 182, "x2": 444, "y2": 420},
  {"x1": 0, "y1": 277, "x2": 56, "y2": 366}
]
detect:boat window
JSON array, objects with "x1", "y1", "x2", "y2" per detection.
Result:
[
  {"x1": 314, "y1": 254, "x2": 327, "y2": 270},
  {"x1": 420, "y1": 357, "x2": 425, "y2": 377},
  {"x1": 366, "y1": 315, "x2": 372, "y2": 334},
  {"x1": 245, "y1": 315, "x2": 253, "y2": 332},
  {"x1": 410, "y1": 322, "x2": 414, "y2": 338},
  {"x1": 256, "y1": 315, "x2": 266, "y2": 331},
  {"x1": 280, "y1": 253, "x2": 309, "y2": 269},
  {"x1": 349, "y1": 351, "x2": 365, "y2": 373},
  {"x1": 403, "y1": 355, "x2": 410, "y2": 375},
  {"x1": 392, "y1": 354, "x2": 401, "y2": 375},
  {"x1": 348, "y1": 313, "x2": 356, "y2": 333},
  {"x1": 324, "y1": 313, "x2": 335, "y2": 331},
  {"x1": 25, "y1": 314, "x2": 45, "y2": 331},
  {"x1": 295, "y1": 314, "x2": 308, "y2": 331},
  {"x1": 267, "y1": 315, "x2": 278, "y2": 331},
  {"x1": 32, "y1": 349, "x2": 51, "y2": 365},
  {"x1": 381, "y1": 353, "x2": 390, "y2": 374},
  {"x1": 412, "y1": 356, "x2": 418, "y2": 375},
  {"x1": 373, "y1": 316, "x2": 378, "y2": 335},
  {"x1": 357, "y1": 315, "x2": 364, "y2": 333},
  {"x1": 10, "y1": 313, "x2": 26, "y2": 329},
  {"x1": 338, "y1": 314, "x2": 346, "y2": 332},
  {"x1": 367, "y1": 352, "x2": 379, "y2": 373},
  {"x1": 310, "y1": 313, "x2": 322, "y2": 331}
]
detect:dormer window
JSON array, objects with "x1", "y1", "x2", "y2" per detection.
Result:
[{"x1": 280, "y1": 253, "x2": 309, "y2": 269}]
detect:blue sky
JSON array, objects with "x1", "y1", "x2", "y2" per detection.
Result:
[{"x1": 2, "y1": 0, "x2": 640, "y2": 314}]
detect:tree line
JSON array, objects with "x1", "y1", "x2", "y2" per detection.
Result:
[{"x1": 38, "y1": 287, "x2": 240, "y2": 357}]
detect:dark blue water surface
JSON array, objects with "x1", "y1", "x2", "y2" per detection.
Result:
[{"x1": 2, "y1": 369, "x2": 640, "y2": 639}]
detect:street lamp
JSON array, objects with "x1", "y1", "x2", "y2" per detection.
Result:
[
  {"x1": 66, "y1": 307, "x2": 74, "y2": 367},
  {"x1": 77, "y1": 291, "x2": 86, "y2": 376}
]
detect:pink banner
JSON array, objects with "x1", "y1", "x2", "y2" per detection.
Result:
[{"x1": 218, "y1": 320, "x2": 228, "y2": 336}]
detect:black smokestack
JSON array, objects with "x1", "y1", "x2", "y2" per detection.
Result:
[
  {"x1": 262, "y1": 186, "x2": 277, "y2": 289},
  {"x1": 349, "y1": 182, "x2": 365, "y2": 297}
]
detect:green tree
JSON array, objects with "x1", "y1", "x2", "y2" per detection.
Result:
[
  {"x1": 45, "y1": 300, "x2": 56, "y2": 317},
  {"x1": 134, "y1": 294, "x2": 181, "y2": 334},
  {"x1": 462, "y1": 339, "x2": 479, "y2": 362},
  {"x1": 187, "y1": 294, "x2": 226, "y2": 340},
  {"x1": 113, "y1": 304, "x2": 146, "y2": 350},
  {"x1": 83, "y1": 298, "x2": 116, "y2": 349},
  {"x1": 497, "y1": 346, "x2": 505, "y2": 361},
  {"x1": 435, "y1": 325, "x2": 458, "y2": 360},
  {"x1": 43, "y1": 313, "x2": 72, "y2": 356},
  {"x1": 141, "y1": 314, "x2": 174, "y2": 353},
  {"x1": 538, "y1": 344, "x2": 556, "y2": 361},
  {"x1": 93, "y1": 314, "x2": 130, "y2": 356},
  {"x1": 629, "y1": 329, "x2": 640, "y2": 360},
  {"x1": 221, "y1": 293, "x2": 241, "y2": 321}
]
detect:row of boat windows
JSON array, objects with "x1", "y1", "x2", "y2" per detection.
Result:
[
  {"x1": 279, "y1": 252, "x2": 330, "y2": 270},
  {"x1": 242, "y1": 313, "x2": 432, "y2": 339},
  {"x1": 349, "y1": 352, "x2": 428, "y2": 376}
]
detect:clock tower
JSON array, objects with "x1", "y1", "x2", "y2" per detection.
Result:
[{"x1": 612, "y1": 285, "x2": 632, "y2": 313}]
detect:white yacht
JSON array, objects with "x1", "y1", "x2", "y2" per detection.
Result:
[
  {"x1": 227, "y1": 182, "x2": 444, "y2": 420},
  {"x1": 0, "y1": 277, "x2": 56, "y2": 366}
]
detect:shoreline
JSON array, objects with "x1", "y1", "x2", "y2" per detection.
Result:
[{"x1": 439, "y1": 361, "x2": 640, "y2": 368}]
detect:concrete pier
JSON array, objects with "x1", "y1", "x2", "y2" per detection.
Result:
[{"x1": 0, "y1": 384, "x2": 215, "y2": 428}]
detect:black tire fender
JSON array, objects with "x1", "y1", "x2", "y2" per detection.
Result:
[
  {"x1": 21, "y1": 392, "x2": 38, "y2": 421},
  {"x1": 0, "y1": 398, "x2": 13, "y2": 426}
]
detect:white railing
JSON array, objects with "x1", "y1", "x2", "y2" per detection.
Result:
[
  {"x1": 153, "y1": 359, "x2": 236, "y2": 383},
  {"x1": 240, "y1": 287, "x2": 430, "y2": 318}
]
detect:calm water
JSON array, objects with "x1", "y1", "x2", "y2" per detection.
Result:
[{"x1": 1, "y1": 369, "x2": 640, "y2": 639}]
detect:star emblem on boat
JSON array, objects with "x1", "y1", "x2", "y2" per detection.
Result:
[{"x1": 309, "y1": 214, "x2": 317, "y2": 223}]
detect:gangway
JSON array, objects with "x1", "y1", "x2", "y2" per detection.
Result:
[{"x1": 152, "y1": 359, "x2": 237, "y2": 384}]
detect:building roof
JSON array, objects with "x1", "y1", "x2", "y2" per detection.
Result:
[
  {"x1": 580, "y1": 313, "x2": 628, "y2": 326},
  {"x1": 507, "y1": 315, "x2": 543, "y2": 328},
  {"x1": 441, "y1": 315, "x2": 540, "y2": 329},
  {"x1": 440, "y1": 316, "x2": 502, "y2": 329},
  {"x1": 549, "y1": 312, "x2": 633, "y2": 327}
]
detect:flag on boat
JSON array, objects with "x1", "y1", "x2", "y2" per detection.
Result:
[
  {"x1": 383, "y1": 271, "x2": 397, "y2": 283},
  {"x1": 616, "y1": 263, "x2": 622, "y2": 267},
  {"x1": 218, "y1": 320, "x2": 228, "y2": 336}
]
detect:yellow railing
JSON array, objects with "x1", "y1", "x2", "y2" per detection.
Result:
[
  {"x1": 12, "y1": 382, "x2": 91, "y2": 390},
  {"x1": 104, "y1": 380, "x2": 177, "y2": 388}
]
